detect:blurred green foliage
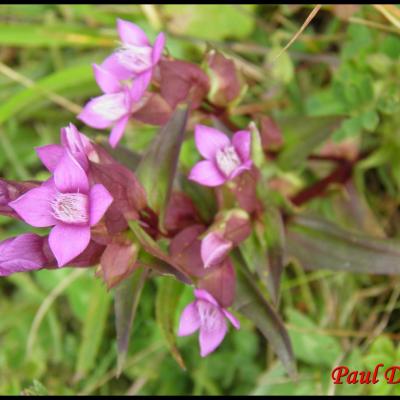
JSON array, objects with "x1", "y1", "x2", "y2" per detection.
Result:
[{"x1": 2, "y1": 4, "x2": 400, "y2": 395}]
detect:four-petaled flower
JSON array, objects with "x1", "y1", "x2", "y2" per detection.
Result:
[
  {"x1": 9, "y1": 152, "x2": 113, "y2": 267},
  {"x1": 78, "y1": 64, "x2": 149, "y2": 148},
  {"x1": 102, "y1": 18, "x2": 165, "y2": 86},
  {"x1": 178, "y1": 288, "x2": 240, "y2": 357},
  {"x1": 189, "y1": 125, "x2": 252, "y2": 187}
]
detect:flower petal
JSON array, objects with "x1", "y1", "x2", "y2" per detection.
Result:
[
  {"x1": 195, "y1": 125, "x2": 230, "y2": 160},
  {"x1": 229, "y1": 159, "x2": 252, "y2": 180},
  {"x1": 49, "y1": 223, "x2": 91, "y2": 267},
  {"x1": 8, "y1": 184, "x2": 57, "y2": 228},
  {"x1": 60, "y1": 124, "x2": 91, "y2": 170},
  {"x1": 0, "y1": 234, "x2": 47, "y2": 276},
  {"x1": 109, "y1": 115, "x2": 130, "y2": 148},
  {"x1": 222, "y1": 309, "x2": 240, "y2": 330},
  {"x1": 101, "y1": 53, "x2": 132, "y2": 81},
  {"x1": 232, "y1": 130, "x2": 251, "y2": 162},
  {"x1": 194, "y1": 288, "x2": 219, "y2": 307},
  {"x1": 78, "y1": 96, "x2": 115, "y2": 129},
  {"x1": 177, "y1": 301, "x2": 201, "y2": 336},
  {"x1": 93, "y1": 64, "x2": 122, "y2": 94},
  {"x1": 35, "y1": 144, "x2": 64, "y2": 172},
  {"x1": 89, "y1": 184, "x2": 113, "y2": 226},
  {"x1": 199, "y1": 311, "x2": 227, "y2": 357},
  {"x1": 117, "y1": 18, "x2": 149, "y2": 46},
  {"x1": 201, "y1": 232, "x2": 232, "y2": 268},
  {"x1": 54, "y1": 151, "x2": 89, "y2": 194},
  {"x1": 152, "y1": 32, "x2": 165, "y2": 64},
  {"x1": 130, "y1": 70, "x2": 152, "y2": 102},
  {"x1": 189, "y1": 160, "x2": 226, "y2": 187}
]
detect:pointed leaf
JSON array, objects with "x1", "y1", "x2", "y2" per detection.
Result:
[
  {"x1": 287, "y1": 215, "x2": 400, "y2": 275},
  {"x1": 114, "y1": 267, "x2": 148, "y2": 377},
  {"x1": 262, "y1": 206, "x2": 286, "y2": 305},
  {"x1": 99, "y1": 241, "x2": 139, "y2": 289},
  {"x1": 155, "y1": 277, "x2": 186, "y2": 370},
  {"x1": 128, "y1": 220, "x2": 191, "y2": 283},
  {"x1": 75, "y1": 279, "x2": 111, "y2": 380},
  {"x1": 232, "y1": 250, "x2": 296, "y2": 378},
  {"x1": 136, "y1": 105, "x2": 189, "y2": 230},
  {"x1": 239, "y1": 205, "x2": 285, "y2": 305},
  {"x1": 277, "y1": 116, "x2": 343, "y2": 170}
]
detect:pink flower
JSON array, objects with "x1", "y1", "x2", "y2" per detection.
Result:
[
  {"x1": 0, "y1": 234, "x2": 48, "y2": 276},
  {"x1": 101, "y1": 19, "x2": 165, "y2": 84},
  {"x1": 36, "y1": 123, "x2": 96, "y2": 173},
  {"x1": 189, "y1": 125, "x2": 252, "y2": 187},
  {"x1": 9, "y1": 152, "x2": 113, "y2": 267},
  {"x1": 178, "y1": 288, "x2": 240, "y2": 357},
  {"x1": 78, "y1": 64, "x2": 148, "y2": 147},
  {"x1": 201, "y1": 232, "x2": 233, "y2": 269}
]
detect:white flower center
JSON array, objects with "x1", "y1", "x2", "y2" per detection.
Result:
[
  {"x1": 197, "y1": 300, "x2": 223, "y2": 332},
  {"x1": 215, "y1": 145, "x2": 241, "y2": 177},
  {"x1": 92, "y1": 93, "x2": 128, "y2": 121},
  {"x1": 116, "y1": 44, "x2": 153, "y2": 74},
  {"x1": 51, "y1": 192, "x2": 89, "y2": 225}
]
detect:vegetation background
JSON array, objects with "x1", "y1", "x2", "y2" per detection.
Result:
[{"x1": 1, "y1": 4, "x2": 400, "y2": 395}]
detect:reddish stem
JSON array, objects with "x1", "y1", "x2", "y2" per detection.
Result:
[{"x1": 290, "y1": 159, "x2": 354, "y2": 206}]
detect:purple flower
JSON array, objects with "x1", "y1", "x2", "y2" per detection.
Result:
[
  {"x1": 78, "y1": 64, "x2": 148, "y2": 148},
  {"x1": 201, "y1": 232, "x2": 233, "y2": 269},
  {"x1": 36, "y1": 123, "x2": 96, "y2": 173},
  {"x1": 178, "y1": 288, "x2": 240, "y2": 357},
  {"x1": 189, "y1": 125, "x2": 252, "y2": 187},
  {"x1": 0, "y1": 234, "x2": 48, "y2": 276},
  {"x1": 9, "y1": 152, "x2": 113, "y2": 267},
  {"x1": 101, "y1": 19, "x2": 165, "y2": 84}
]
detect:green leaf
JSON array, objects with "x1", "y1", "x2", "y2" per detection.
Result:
[
  {"x1": 75, "y1": 278, "x2": 111, "y2": 380},
  {"x1": 0, "y1": 23, "x2": 115, "y2": 47},
  {"x1": 287, "y1": 215, "x2": 400, "y2": 275},
  {"x1": 232, "y1": 250, "x2": 296, "y2": 378},
  {"x1": 261, "y1": 206, "x2": 286, "y2": 305},
  {"x1": 361, "y1": 110, "x2": 379, "y2": 132},
  {"x1": 20, "y1": 380, "x2": 48, "y2": 396},
  {"x1": 287, "y1": 308, "x2": 341, "y2": 368},
  {"x1": 136, "y1": 105, "x2": 188, "y2": 231},
  {"x1": 114, "y1": 267, "x2": 148, "y2": 377},
  {"x1": 128, "y1": 220, "x2": 191, "y2": 284},
  {"x1": 239, "y1": 205, "x2": 285, "y2": 305},
  {"x1": 277, "y1": 116, "x2": 342, "y2": 170},
  {"x1": 155, "y1": 277, "x2": 186, "y2": 370},
  {"x1": 0, "y1": 64, "x2": 93, "y2": 126},
  {"x1": 267, "y1": 47, "x2": 294, "y2": 84},
  {"x1": 332, "y1": 115, "x2": 363, "y2": 142},
  {"x1": 162, "y1": 5, "x2": 256, "y2": 41}
]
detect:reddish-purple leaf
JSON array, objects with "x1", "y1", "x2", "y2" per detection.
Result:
[
  {"x1": 133, "y1": 93, "x2": 172, "y2": 126},
  {"x1": 164, "y1": 192, "x2": 201, "y2": 235},
  {"x1": 0, "y1": 179, "x2": 39, "y2": 219},
  {"x1": 259, "y1": 116, "x2": 284, "y2": 150},
  {"x1": 158, "y1": 59, "x2": 210, "y2": 110},
  {"x1": 198, "y1": 257, "x2": 236, "y2": 308},
  {"x1": 99, "y1": 241, "x2": 139, "y2": 289},
  {"x1": 89, "y1": 161, "x2": 147, "y2": 234},
  {"x1": 206, "y1": 50, "x2": 243, "y2": 107}
]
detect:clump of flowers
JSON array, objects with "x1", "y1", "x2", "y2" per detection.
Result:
[{"x1": 0, "y1": 19, "x2": 294, "y2": 370}]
